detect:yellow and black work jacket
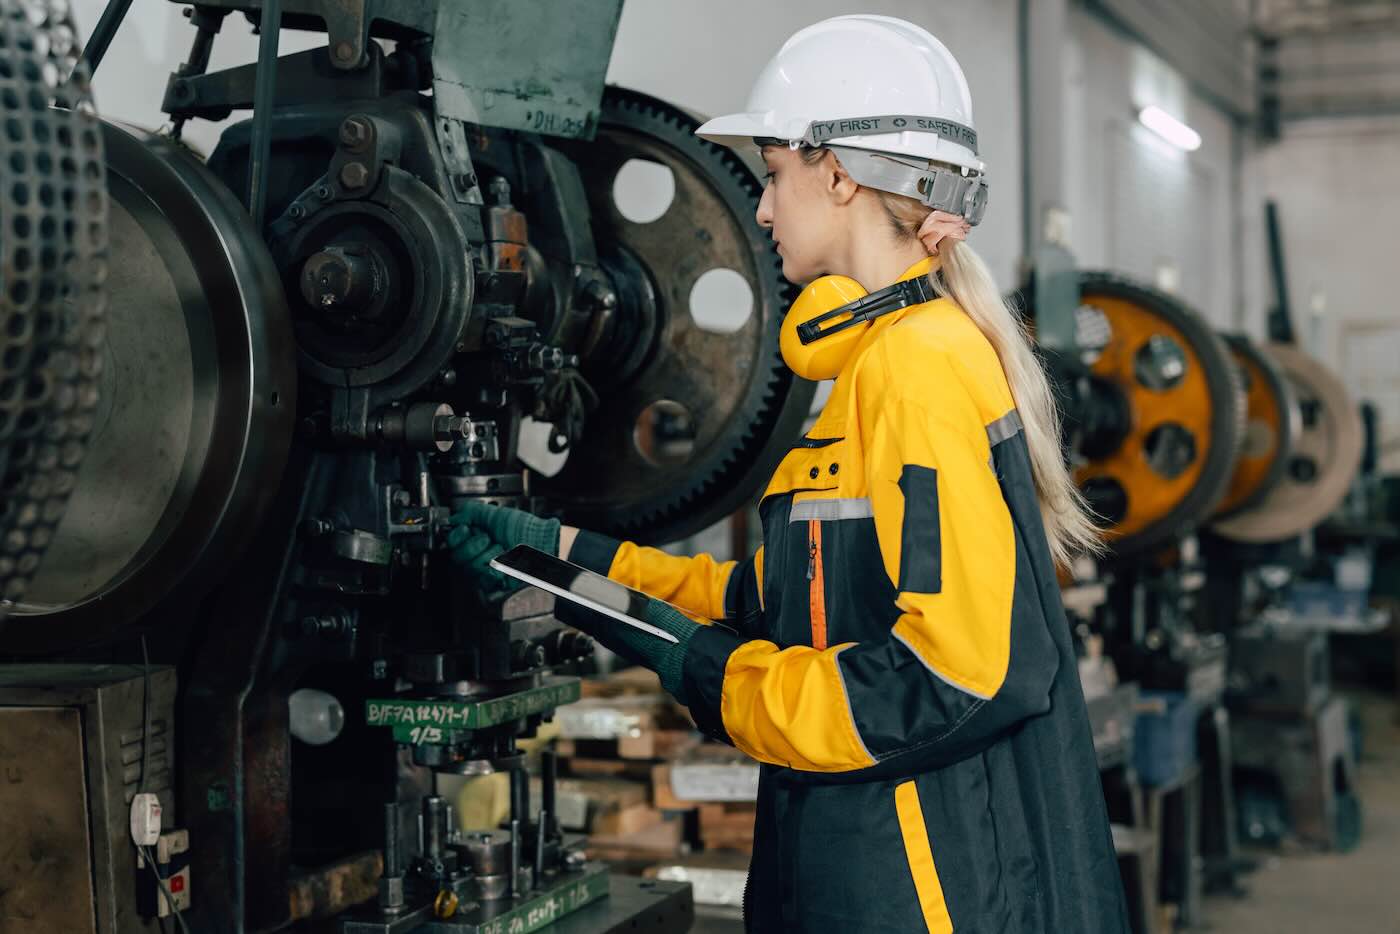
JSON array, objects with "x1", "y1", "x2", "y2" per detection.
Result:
[{"x1": 568, "y1": 271, "x2": 1130, "y2": 932}]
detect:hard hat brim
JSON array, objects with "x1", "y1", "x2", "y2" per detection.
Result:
[{"x1": 695, "y1": 112, "x2": 774, "y2": 151}]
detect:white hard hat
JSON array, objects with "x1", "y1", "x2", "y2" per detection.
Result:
[{"x1": 696, "y1": 15, "x2": 984, "y2": 174}]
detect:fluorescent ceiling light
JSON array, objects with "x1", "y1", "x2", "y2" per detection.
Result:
[{"x1": 1137, "y1": 105, "x2": 1201, "y2": 152}]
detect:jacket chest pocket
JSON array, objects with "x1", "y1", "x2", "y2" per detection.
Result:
[
  {"x1": 788, "y1": 494, "x2": 896, "y2": 648},
  {"x1": 762, "y1": 434, "x2": 898, "y2": 648},
  {"x1": 759, "y1": 436, "x2": 846, "y2": 648}
]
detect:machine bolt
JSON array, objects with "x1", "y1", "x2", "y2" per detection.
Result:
[
  {"x1": 315, "y1": 184, "x2": 332, "y2": 200},
  {"x1": 454, "y1": 173, "x2": 477, "y2": 193},
  {"x1": 300, "y1": 246, "x2": 383, "y2": 314},
  {"x1": 340, "y1": 161, "x2": 371, "y2": 190},
  {"x1": 288, "y1": 203, "x2": 305, "y2": 219},
  {"x1": 339, "y1": 115, "x2": 373, "y2": 152},
  {"x1": 333, "y1": 40, "x2": 357, "y2": 63},
  {"x1": 392, "y1": 489, "x2": 412, "y2": 506},
  {"x1": 584, "y1": 278, "x2": 618, "y2": 310},
  {"x1": 432, "y1": 415, "x2": 469, "y2": 445}
]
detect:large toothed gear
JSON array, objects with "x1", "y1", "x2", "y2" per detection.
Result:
[
  {"x1": 541, "y1": 88, "x2": 814, "y2": 544},
  {"x1": 1021, "y1": 271, "x2": 1247, "y2": 557}
]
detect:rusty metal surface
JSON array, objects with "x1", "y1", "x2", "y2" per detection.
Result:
[
  {"x1": 0, "y1": 664, "x2": 177, "y2": 934},
  {"x1": 0, "y1": 706, "x2": 97, "y2": 934}
]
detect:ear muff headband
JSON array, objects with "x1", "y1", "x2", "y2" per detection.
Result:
[{"x1": 796, "y1": 275, "x2": 937, "y2": 344}]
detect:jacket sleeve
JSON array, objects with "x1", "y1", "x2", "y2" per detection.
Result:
[
  {"x1": 568, "y1": 530, "x2": 765, "y2": 630},
  {"x1": 680, "y1": 396, "x2": 1060, "y2": 776}
]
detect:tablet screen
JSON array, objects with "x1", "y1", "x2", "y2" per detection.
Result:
[{"x1": 489, "y1": 545, "x2": 680, "y2": 644}]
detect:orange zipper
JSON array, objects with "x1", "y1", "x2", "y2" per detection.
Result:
[{"x1": 807, "y1": 519, "x2": 828, "y2": 650}]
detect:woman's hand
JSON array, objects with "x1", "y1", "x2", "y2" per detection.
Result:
[
  {"x1": 445, "y1": 502, "x2": 562, "y2": 595},
  {"x1": 556, "y1": 597, "x2": 703, "y2": 704},
  {"x1": 917, "y1": 210, "x2": 971, "y2": 255}
]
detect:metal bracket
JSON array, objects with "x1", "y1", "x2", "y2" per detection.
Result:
[{"x1": 433, "y1": 114, "x2": 484, "y2": 206}]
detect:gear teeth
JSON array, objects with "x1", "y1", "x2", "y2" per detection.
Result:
[{"x1": 544, "y1": 87, "x2": 812, "y2": 543}]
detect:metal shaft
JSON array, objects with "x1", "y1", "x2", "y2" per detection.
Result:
[
  {"x1": 510, "y1": 766, "x2": 529, "y2": 829},
  {"x1": 534, "y1": 811, "x2": 547, "y2": 885},
  {"x1": 509, "y1": 818, "x2": 522, "y2": 898},
  {"x1": 383, "y1": 802, "x2": 402, "y2": 876},
  {"x1": 541, "y1": 749, "x2": 558, "y2": 838},
  {"x1": 423, "y1": 795, "x2": 448, "y2": 860},
  {"x1": 79, "y1": 0, "x2": 136, "y2": 76},
  {"x1": 380, "y1": 802, "x2": 405, "y2": 912},
  {"x1": 248, "y1": 0, "x2": 284, "y2": 228}
]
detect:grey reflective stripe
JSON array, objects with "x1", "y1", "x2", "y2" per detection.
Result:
[
  {"x1": 986, "y1": 409, "x2": 1024, "y2": 446},
  {"x1": 827, "y1": 146, "x2": 988, "y2": 226},
  {"x1": 892, "y1": 630, "x2": 994, "y2": 701},
  {"x1": 788, "y1": 498, "x2": 875, "y2": 522},
  {"x1": 832, "y1": 644, "x2": 879, "y2": 763},
  {"x1": 802, "y1": 114, "x2": 979, "y2": 153}
]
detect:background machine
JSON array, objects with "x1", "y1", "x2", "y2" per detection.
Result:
[
  {"x1": 1024, "y1": 254, "x2": 1372, "y2": 926},
  {"x1": 0, "y1": 1, "x2": 814, "y2": 932}
]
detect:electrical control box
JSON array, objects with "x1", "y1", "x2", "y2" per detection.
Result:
[{"x1": 0, "y1": 665, "x2": 178, "y2": 934}]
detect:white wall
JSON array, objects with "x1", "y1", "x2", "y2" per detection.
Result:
[
  {"x1": 1063, "y1": 6, "x2": 1240, "y2": 329},
  {"x1": 1241, "y1": 115, "x2": 1400, "y2": 468},
  {"x1": 605, "y1": 0, "x2": 1024, "y2": 291}
]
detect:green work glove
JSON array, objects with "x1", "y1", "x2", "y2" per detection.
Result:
[
  {"x1": 556, "y1": 597, "x2": 702, "y2": 704},
  {"x1": 445, "y1": 502, "x2": 560, "y2": 595},
  {"x1": 449, "y1": 502, "x2": 561, "y2": 555},
  {"x1": 445, "y1": 527, "x2": 514, "y2": 596}
]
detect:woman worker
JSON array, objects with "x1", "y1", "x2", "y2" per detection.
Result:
[{"x1": 449, "y1": 15, "x2": 1130, "y2": 933}]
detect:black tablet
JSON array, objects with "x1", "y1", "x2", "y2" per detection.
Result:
[{"x1": 489, "y1": 544, "x2": 680, "y2": 644}]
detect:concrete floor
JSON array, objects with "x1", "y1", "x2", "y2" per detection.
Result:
[{"x1": 691, "y1": 690, "x2": 1400, "y2": 933}]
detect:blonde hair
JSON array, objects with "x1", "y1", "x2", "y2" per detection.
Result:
[{"x1": 871, "y1": 186, "x2": 1103, "y2": 565}]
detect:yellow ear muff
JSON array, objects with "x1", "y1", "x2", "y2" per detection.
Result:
[{"x1": 780, "y1": 275, "x2": 871, "y2": 381}]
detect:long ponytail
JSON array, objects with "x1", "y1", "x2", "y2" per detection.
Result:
[{"x1": 875, "y1": 189, "x2": 1103, "y2": 565}]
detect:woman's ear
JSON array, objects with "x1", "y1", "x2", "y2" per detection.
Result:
[{"x1": 825, "y1": 152, "x2": 860, "y2": 206}]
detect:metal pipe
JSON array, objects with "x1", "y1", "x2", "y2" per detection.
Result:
[
  {"x1": 248, "y1": 0, "x2": 284, "y2": 228},
  {"x1": 78, "y1": 0, "x2": 136, "y2": 77}
]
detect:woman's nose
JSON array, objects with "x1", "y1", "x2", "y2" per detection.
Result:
[{"x1": 756, "y1": 183, "x2": 774, "y2": 230}]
